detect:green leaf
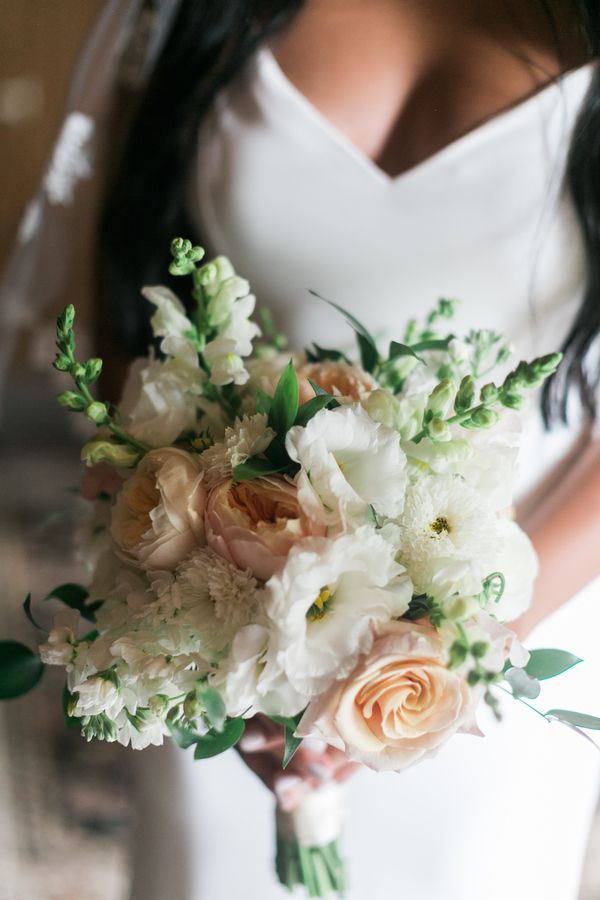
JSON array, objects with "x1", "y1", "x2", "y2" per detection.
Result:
[
  {"x1": 309, "y1": 290, "x2": 379, "y2": 373},
  {"x1": 44, "y1": 583, "x2": 101, "y2": 622},
  {"x1": 255, "y1": 387, "x2": 272, "y2": 415},
  {"x1": 22, "y1": 594, "x2": 44, "y2": 631},
  {"x1": 294, "y1": 394, "x2": 339, "y2": 428},
  {"x1": 524, "y1": 649, "x2": 583, "y2": 681},
  {"x1": 545, "y1": 709, "x2": 600, "y2": 730},
  {"x1": 194, "y1": 718, "x2": 246, "y2": 759},
  {"x1": 388, "y1": 341, "x2": 425, "y2": 363},
  {"x1": 167, "y1": 717, "x2": 203, "y2": 749},
  {"x1": 268, "y1": 360, "x2": 299, "y2": 436},
  {"x1": 0, "y1": 641, "x2": 44, "y2": 699},
  {"x1": 305, "y1": 344, "x2": 352, "y2": 365},
  {"x1": 198, "y1": 685, "x2": 226, "y2": 732},
  {"x1": 233, "y1": 456, "x2": 289, "y2": 482},
  {"x1": 282, "y1": 728, "x2": 303, "y2": 768},
  {"x1": 410, "y1": 337, "x2": 453, "y2": 353}
]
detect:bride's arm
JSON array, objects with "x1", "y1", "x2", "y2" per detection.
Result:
[{"x1": 513, "y1": 433, "x2": 600, "y2": 639}]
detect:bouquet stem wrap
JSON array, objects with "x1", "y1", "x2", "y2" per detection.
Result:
[{"x1": 275, "y1": 783, "x2": 347, "y2": 897}]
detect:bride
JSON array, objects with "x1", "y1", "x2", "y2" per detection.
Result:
[{"x1": 5, "y1": 0, "x2": 600, "y2": 898}]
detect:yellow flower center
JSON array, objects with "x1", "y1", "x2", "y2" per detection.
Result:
[
  {"x1": 429, "y1": 516, "x2": 451, "y2": 536},
  {"x1": 307, "y1": 587, "x2": 332, "y2": 622}
]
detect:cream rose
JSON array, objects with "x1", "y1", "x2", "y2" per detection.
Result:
[
  {"x1": 205, "y1": 476, "x2": 326, "y2": 581},
  {"x1": 298, "y1": 620, "x2": 478, "y2": 772},
  {"x1": 297, "y1": 361, "x2": 376, "y2": 405},
  {"x1": 111, "y1": 448, "x2": 206, "y2": 570}
]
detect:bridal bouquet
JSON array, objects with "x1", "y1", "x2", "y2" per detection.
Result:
[{"x1": 2, "y1": 239, "x2": 598, "y2": 897}]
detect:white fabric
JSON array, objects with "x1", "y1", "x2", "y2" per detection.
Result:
[{"x1": 130, "y1": 51, "x2": 600, "y2": 900}]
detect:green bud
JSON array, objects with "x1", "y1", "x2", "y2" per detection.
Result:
[
  {"x1": 470, "y1": 641, "x2": 489, "y2": 659},
  {"x1": 84, "y1": 358, "x2": 103, "y2": 383},
  {"x1": 500, "y1": 392, "x2": 524, "y2": 410},
  {"x1": 171, "y1": 237, "x2": 192, "y2": 256},
  {"x1": 53, "y1": 354, "x2": 71, "y2": 372},
  {"x1": 479, "y1": 383, "x2": 499, "y2": 405},
  {"x1": 536, "y1": 351, "x2": 562, "y2": 375},
  {"x1": 81, "y1": 440, "x2": 139, "y2": 468},
  {"x1": 427, "y1": 417, "x2": 452, "y2": 442},
  {"x1": 148, "y1": 694, "x2": 169, "y2": 716},
  {"x1": 57, "y1": 304, "x2": 75, "y2": 335},
  {"x1": 183, "y1": 692, "x2": 201, "y2": 720},
  {"x1": 448, "y1": 640, "x2": 468, "y2": 669},
  {"x1": 71, "y1": 363, "x2": 86, "y2": 381},
  {"x1": 495, "y1": 345, "x2": 512, "y2": 365},
  {"x1": 426, "y1": 379, "x2": 454, "y2": 415},
  {"x1": 467, "y1": 670, "x2": 482, "y2": 686},
  {"x1": 85, "y1": 402, "x2": 109, "y2": 425},
  {"x1": 57, "y1": 390, "x2": 86, "y2": 411},
  {"x1": 454, "y1": 374, "x2": 475, "y2": 412},
  {"x1": 468, "y1": 407, "x2": 500, "y2": 429}
]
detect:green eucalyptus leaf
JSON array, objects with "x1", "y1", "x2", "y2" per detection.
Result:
[
  {"x1": 44, "y1": 583, "x2": 101, "y2": 622},
  {"x1": 198, "y1": 685, "x2": 226, "y2": 732},
  {"x1": 545, "y1": 709, "x2": 600, "y2": 730},
  {"x1": 0, "y1": 641, "x2": 44, "y2": 699},
  {"x1": 167, "y1": 717, "x2": 203, "y2": 749},
  {"x1": 194, "y1": 718, "x2": 246, "y2": 759},
  {"x1": 524, "y1": 649, "x2": 583, "y2": 681},
  {"x1": 268, "y1": 360, "x2": 299, "y2": 436},
  {"x1": 233, "y1": 457, "x2": 289, "y2": 482}
]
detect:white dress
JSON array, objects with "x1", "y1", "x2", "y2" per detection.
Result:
[{"x1": 130, "y1": 51, "x2": 600, "y2": 900}]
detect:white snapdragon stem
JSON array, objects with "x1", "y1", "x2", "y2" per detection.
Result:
[{"x1": 275, "y1": 782, "x2": 347, "y2": 898}]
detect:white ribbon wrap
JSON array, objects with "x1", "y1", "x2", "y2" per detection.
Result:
[{"x1": 276, "y1": 782, "x2": 346, "y2": 848}]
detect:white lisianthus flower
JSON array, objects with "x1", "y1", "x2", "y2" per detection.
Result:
[
  {"x1": 285, "y1": 404, "x2": 408, "y2": 527},
  {"x1": 260, "y1": 527, "x2": 412, "y2": 699},
  {"x1": 199, "y1": 414, "x2": 275, "y2": 487},
  {"x1": 173, "y1": 546, "x2": 260, "y2": 657},
  {"x1": 142, "y1": 285, "x2": 195, "y2": 342},
  {"x1": 396, "y1": 473, "x2": 498, "y2": 598}
]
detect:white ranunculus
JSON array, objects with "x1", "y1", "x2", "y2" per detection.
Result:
[
  {"x1": 259, "y1": 527, "x2": 412, "y2": 699},
  {"x1": 119, "y1": 348, "x2": 204, "y2": 447},
  {"x1": 141, "y1": 285, "x2": 194, "y2": 342},
  {"x1": 285, "y1": 404, "x2": 408, "y2": 527},
  {"x1": 485, "y1": 518, "x2": 538, "y2": 622},
  {"x1": 396, "y1": 473, "x2": 499, "y2": 598}
]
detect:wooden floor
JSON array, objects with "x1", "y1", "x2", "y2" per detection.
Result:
[{"x1": 1, "y1": 374, "x2": 598, "y2": 899}]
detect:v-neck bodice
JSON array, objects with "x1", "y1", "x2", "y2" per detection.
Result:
[{"x1": 190, "y1": 50, "x2": 595, "y2": 493}]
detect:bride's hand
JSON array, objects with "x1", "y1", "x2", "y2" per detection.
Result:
[{"x1": 237, "y1": 714, "x2": 358, "y2": 809}]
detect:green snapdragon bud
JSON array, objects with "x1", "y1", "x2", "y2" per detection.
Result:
[
  {"x1": 57, "y1": 304, "x2": 75, "y2": 335},
  {"x1": 85, "y1": 402, "x2": 110, "y2": 425},
  {"x1": 454, "y1": 375, "x2": 475, "y2": 412},
  {"x1": 500, "y1": 392, "x2": 524, "y2": 410},
  {"x1": 84, "y1": 358, "x2": 103, "y2": 383},
  {"x1": 71, "y1": 363, "x2": 87, "y2": 381},
  {"x1": 426, "y1": 378, "x2": 454, "y2": 415},
  {"x1": 479, "y1": 383, "x2": 499, "y2": 404},
  {"x1": 81, "y1": 440, "x2": 139, "y2": 468},
  {"x1": 468, "y1": 407, "x2": 500, "y2": 428},
  {"x1": 57, "y1": 390, "x2": 86, "y2": 411},
  {"x1": 427, "y1": 417, "x2": 452, "y2": 442},
  {"x1": 53, "y1": 354, "x2": 71, "y2": 372}
]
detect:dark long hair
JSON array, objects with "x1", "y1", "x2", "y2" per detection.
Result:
[{"x1": 101, "y1": 0, "x2": 600, "y2": 426}]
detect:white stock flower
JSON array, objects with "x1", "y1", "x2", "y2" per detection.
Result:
[
  {"x1": 286, "y1": 404, "x2": 408, "y2": 527},
  {"x1": 173, "y1": 546, "x2": 260, "y2": 657},
  {"x1": 396, "y1": 473, "x2": 498, "y2": 598},
  {"x1": 39, "y1": 609, "x2": 81, "y2": 666},
  {"x1": 260, "y1": 527, "x2": 412, "y2": 699},
  {"x1": 142, "y1": 285, "x2": 195, "y2": 342},
  {"x1": 199, "y1": 414, "x2": 275, "y2": 487}
]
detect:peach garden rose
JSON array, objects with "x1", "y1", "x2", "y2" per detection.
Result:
[
  {"x1": 111, "y1": 447, "x2": 206, "y2": 570},
  {"x1": 205, "y1": 475, "x2": 326, "y2": 581},
  {"x1": 298, "y1": 619, "x2": 478, "y2": 772}
]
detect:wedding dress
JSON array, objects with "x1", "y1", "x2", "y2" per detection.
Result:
[{"x1": 129, "y1": 51, "x2": 600, "y2": 900}]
